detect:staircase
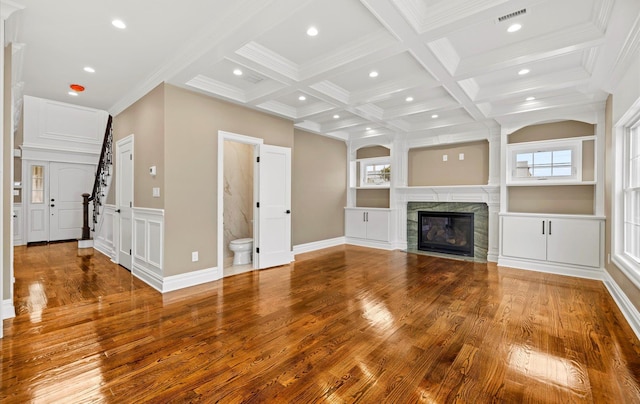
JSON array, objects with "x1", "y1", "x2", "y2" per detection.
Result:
[{"x1": 80, "y1": 115, "x2": 113, "y2": 247}]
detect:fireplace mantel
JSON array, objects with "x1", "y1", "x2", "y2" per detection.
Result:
[{"x1": 396, "y1": 185, "x2": 499, "y2": 204}]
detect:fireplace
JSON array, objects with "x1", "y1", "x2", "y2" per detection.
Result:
[{"x1": 417, "y1": 211, "x2": 474, "y2": 257}]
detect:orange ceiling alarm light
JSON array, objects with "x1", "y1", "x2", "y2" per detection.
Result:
[{"x1": 70, "y1": 84, "x2": 85, "y2": 92}]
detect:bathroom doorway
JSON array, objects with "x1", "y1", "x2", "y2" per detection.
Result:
[{"x1": 218, "y1": 132, "x2": 262, "y2": 278}]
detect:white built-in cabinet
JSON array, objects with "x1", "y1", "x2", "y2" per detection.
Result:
[
  {"x1": 500, "y1": 214, "x2": 603, "y2": 271},
  {"x1": 345, "y1": 208, "x2": 390, "y2": 243}
]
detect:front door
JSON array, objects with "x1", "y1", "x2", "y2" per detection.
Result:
[
  {"x1": 26, "y1": 161, "x2": 94, "y2": 242},
  {"x1": 49, "y1": 162, "x2": 95, "y2": 241},
  {"x1": 255, "y1": 144, "x2": 292, "y2": 269},
  {"x1": 116, "y1": 136, "x2": 134, "y2": 271}
]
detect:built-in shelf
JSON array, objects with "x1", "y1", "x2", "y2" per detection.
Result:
[{"x1": 354, "y1": 186, "x2": 390, "y2": 190}]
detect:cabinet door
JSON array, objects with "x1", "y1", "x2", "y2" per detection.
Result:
[
  {"x1": 366, "y1": 210, "x2": 390, "y2": 242},
  {"x1": 501, "y1": 216, "x2": 547, "y2": 261},
  {"x1": 547, "y1": 219, "x2": 600, "y2": 267},
  {"x1": 345, "y1": 209, "x2": 367, "y2": 239}
]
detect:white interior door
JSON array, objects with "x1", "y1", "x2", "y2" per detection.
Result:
[
  {"x1": 255, "y1": 144, "x2": 292, "y2": 269},
  {"x1": 116, "y1": 136, "x2": 134, "y2": 270},
  {"x1": 27, "y1": 161, "x2": 49, "y2": 243},
  {"x1": 49, "y1": 162, "x2": 95, "y2": 241}
]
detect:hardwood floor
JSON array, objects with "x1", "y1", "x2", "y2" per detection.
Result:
[{"x1": 2, "y1": 242, "x2": 640, "y2": 403}]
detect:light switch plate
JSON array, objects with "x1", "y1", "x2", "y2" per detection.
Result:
[
  {"x1": 152, "y1": 187, "x2": 160, "y2": 197},
  {"x1": 192, "y1": 251, "x2": 199, "y2": 262}
]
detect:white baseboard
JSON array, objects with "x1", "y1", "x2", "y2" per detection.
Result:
[
  {"x1": 603, "y1": 271, "x2": 640, "y2": 341},
  {"x1": 498, "y1": 257, "x2": 605, "y2": 281},
  {"x1": 94, "y1": 241, "x2": 115, "y2": 261},
  {"x1": 345, "y1": 237, "x2": 394, "y2": 251},
  {"x1": 293, "y1": 237, "x2": 346, "y2": 255},
  {"x1": 162, "y1": 267, "x2": 220, "y2": 293},
  {"x1": 2, "y1": 299, "x2": 16, "y2": 320},
  {"x1": 132, "y1": 263, "x2": 163, "y2": 292}
]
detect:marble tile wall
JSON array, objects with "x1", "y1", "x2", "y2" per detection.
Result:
[
  {"x1": 407, "y1": 202, "x2": 488, "y2": 262},
  {"x1": 223, "y1": 141, "x2": 254, "y2": 264}
]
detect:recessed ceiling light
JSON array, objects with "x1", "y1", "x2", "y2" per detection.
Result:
[
  {"x1": 68, "y1": 91, "x2": 78, "y2": 97},
  {"x1": 83, "y1": 66, "x2": 95, "y2": 73},
  {"x1": 333, "y1": 114, "x2": 340, "y2": 119},
  {"x1": 431, "y1": 114, "x2": 439, "y2": 119},
  {"x1": 507, "y1": 23, "x2": 522, "y2": 33},
  {"x1": 298, "y1": 95, "x2": 306, "y2": 101},
  {"x1": 233, "y1": 68, "x2": 243, "y2": 76},
  {"x1": 111, "y1": 19, "x2": 126, "y2": 29},
  {"x1": 518, "y1": 68, "x2": 530, "y2": 76},
  {"x1": 526, "y1": 96, "x2": 536, "y2": 101},
  {"x1": 405, "y1": 96, "x2": 414, "y2": 102},
  {"x1": 369, "y1": 71, "x2": 379, "y2": 78},
  {"x1": 307, "y1": 26, "x2": 318, "y2": 37},
  {"x1": 366, "y1": 127, "x2": 372, "y2": 131}
]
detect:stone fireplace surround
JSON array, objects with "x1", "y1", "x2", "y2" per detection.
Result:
[{"x1": 408, "y1": 202, "x2": 488, "y2": 261}]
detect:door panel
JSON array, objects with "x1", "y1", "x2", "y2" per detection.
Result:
[
  {"x1": 547, "y1": 218, "x2": 601, "y2": 267},
  {"x1": 49, "y1": 162, "x2": 95, "y2": 241},
  {"x1": 116, "y1": 137, "x2": 134, "y2": 271},
  {"x1": 256, "y1": 144, "x2": 291, "y2": 269},
  {"x1": 501, "y1": 216, "x2": 547, "y2": 261},
  {"x1": 366, "y1": 210, "x2": 390, "y2": 242},
  {"x1": 345, "y1": 209, "x2": 367, "y2": 239}
]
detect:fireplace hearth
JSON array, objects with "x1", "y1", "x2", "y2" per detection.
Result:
[{"x1": 417, "y1": 211, "x2": 474, "y2": 257}]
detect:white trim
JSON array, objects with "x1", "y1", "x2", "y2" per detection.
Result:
[
  {"x1": 2, "y1": 299, "x2": 15, "y2": 320},
  {"x1": 603, "y1": 271, "x2": 640, "y2": 341},
  {"x1": 78, "y1": 239, "x2": 93, "y2": 249},
  {"x1": 293, "y1": 237, "x2": 346, "y2": 255},
  {"x1": 162, "y1": 267, "x2": 220, "y2": 293},
  {"x1": 345, "y1": 237, "x2": 394, "y2": 251},
  {"x1": 217, "y1": 131, "x2": 263, "y2": 275},
  {"x1": 498, "y1": 258, "x2": 605, "y2": 281},
  {"x1": 21, "y1": 144, "x2": 100, "y2": 165},
  {"x1": 132, "y1": 262, "x2": 163, "y2": 292}
]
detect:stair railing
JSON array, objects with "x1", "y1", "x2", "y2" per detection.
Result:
[{"x1": 82, "y1": 115, "x2": 113, "y2": 239}]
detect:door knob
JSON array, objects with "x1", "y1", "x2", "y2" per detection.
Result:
[
  {"x1": 50, "y1": 204, "x2": 55, "y2": 207},
  {"x1": 51, "y1": 198, "x2": 55, "y2": 202},
  {"x1": 115, "y1": 209, "x2": 121, "y2": 213},
  {"x1": 285, "y1": 210, "x2": 291, "y2": 214}
]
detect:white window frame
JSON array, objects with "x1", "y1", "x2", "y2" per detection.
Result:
[
  {"x1": 358, "y1": 157, "x2": 391, "y2": 188},
  {"x1": 613, "y1": 101, "x2": 640, "y2": 290},
  {"x1": 506, "y1": 137, "x2": 589, "y2": 185}
]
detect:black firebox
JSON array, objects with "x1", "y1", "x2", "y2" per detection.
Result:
[{"x1": 417, "y1": 211, "x2": 474, "y2": 257}]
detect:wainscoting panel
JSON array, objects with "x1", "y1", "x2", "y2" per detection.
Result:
[
  {"x1": 94, "y1": 205, "x2": 116, "y2": 260},
  {"x1": 132, "y1": 208, "x2": 164, "y2": 291}
]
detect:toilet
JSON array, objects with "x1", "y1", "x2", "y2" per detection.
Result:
[{"x1": 229, "y1": 238, "x2": 253, "y2": 266}]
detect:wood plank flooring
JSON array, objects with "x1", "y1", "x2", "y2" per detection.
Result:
[{"x1": 2, "y1": 242, "x2": 640, "y2": 403}]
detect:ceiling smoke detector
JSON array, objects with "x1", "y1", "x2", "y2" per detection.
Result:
[{"x1": 497, "y1": 9, "x2": 526, "y2": 23}]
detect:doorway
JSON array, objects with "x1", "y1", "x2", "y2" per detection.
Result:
[
  {"x1": 114, "y1": 135, "x2": 134, "y2": 271},
  {"x1": 217, "y1": 131, "x2": 292, "y2": 277},
  {"x1": 25, "y1": 161, "x2": 95, "y2": 243}
]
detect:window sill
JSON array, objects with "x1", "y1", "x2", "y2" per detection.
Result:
[{"x1": 612, "y1": 253, "x2": 640, "y2": 291}]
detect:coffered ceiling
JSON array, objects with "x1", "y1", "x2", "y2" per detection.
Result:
[{"x1": 7, "y1": 0, "x2": 640, "y2": 140}]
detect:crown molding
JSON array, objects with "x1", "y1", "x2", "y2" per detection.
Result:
[
  {"x1": 383, "y1": 97, "x2": 458, "y2": 120},
  {"x1": 455, "y1": 23, "x2": 605, "y2": 79},
  {"x1": 185, "y1": 75, "x2": 246, "y2": 102},
  {"x1": 1, "y1": 0, "x2": 24, "y2": 20},
  {"x1": 255, "y1": 100, "x2": 297, "y2": 119},
  {"x1": 609, "y1": 14, "x2": 640, "y2": 92},
  {"x1": 296, "y1": 101, "x2": 335, "y2": 119},
  {"x1": 497, "y1": 102, "x2": 605, "y2": 133},
  {"x1": 235, "y1": 41, "x2": 299, "y2": 81},
  {"x1": 309, "y1": 81, "x2": 350, "y2": 105},
  {"x1": 427, "y1": 37, "x2": 460, "y2": 75},
  {"x1": 592, "y1": 0, "x2": 615, "y2": 33}
]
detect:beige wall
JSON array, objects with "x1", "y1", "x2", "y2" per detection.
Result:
[
  {"x1": 163, "y1": 84, "x2": 293, "y2": 276},
  {"x1": 111, "y1": 83, "x2": 165, "y2": 209},
  {"x1": 408, "y1": 140, "x2": 489, "y2": 186},
  {"x1": 292, "y1": 129, "x2": 346, "y2": 245},
  {"x1": 356, "y1": 145, "x2": 389, "y2": 159},
  {"x1": 356, "y1": 189, "x2": 390, "y2": 208},
  {"x1": 508, "y1": 121, "x2": 595, "y2": 214},
  {"x1": 508, "y1": 185, "x2": 594, "y2": 215},
  {"x1": 604, "y1": 95, "x2": 640, "y2": 312},
  {"x1": 508, "y1": 120, "x2": 594, "y2": 143},
  {"x1": 3, "y1": 44, "x2": 11, "y2": 299}
]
